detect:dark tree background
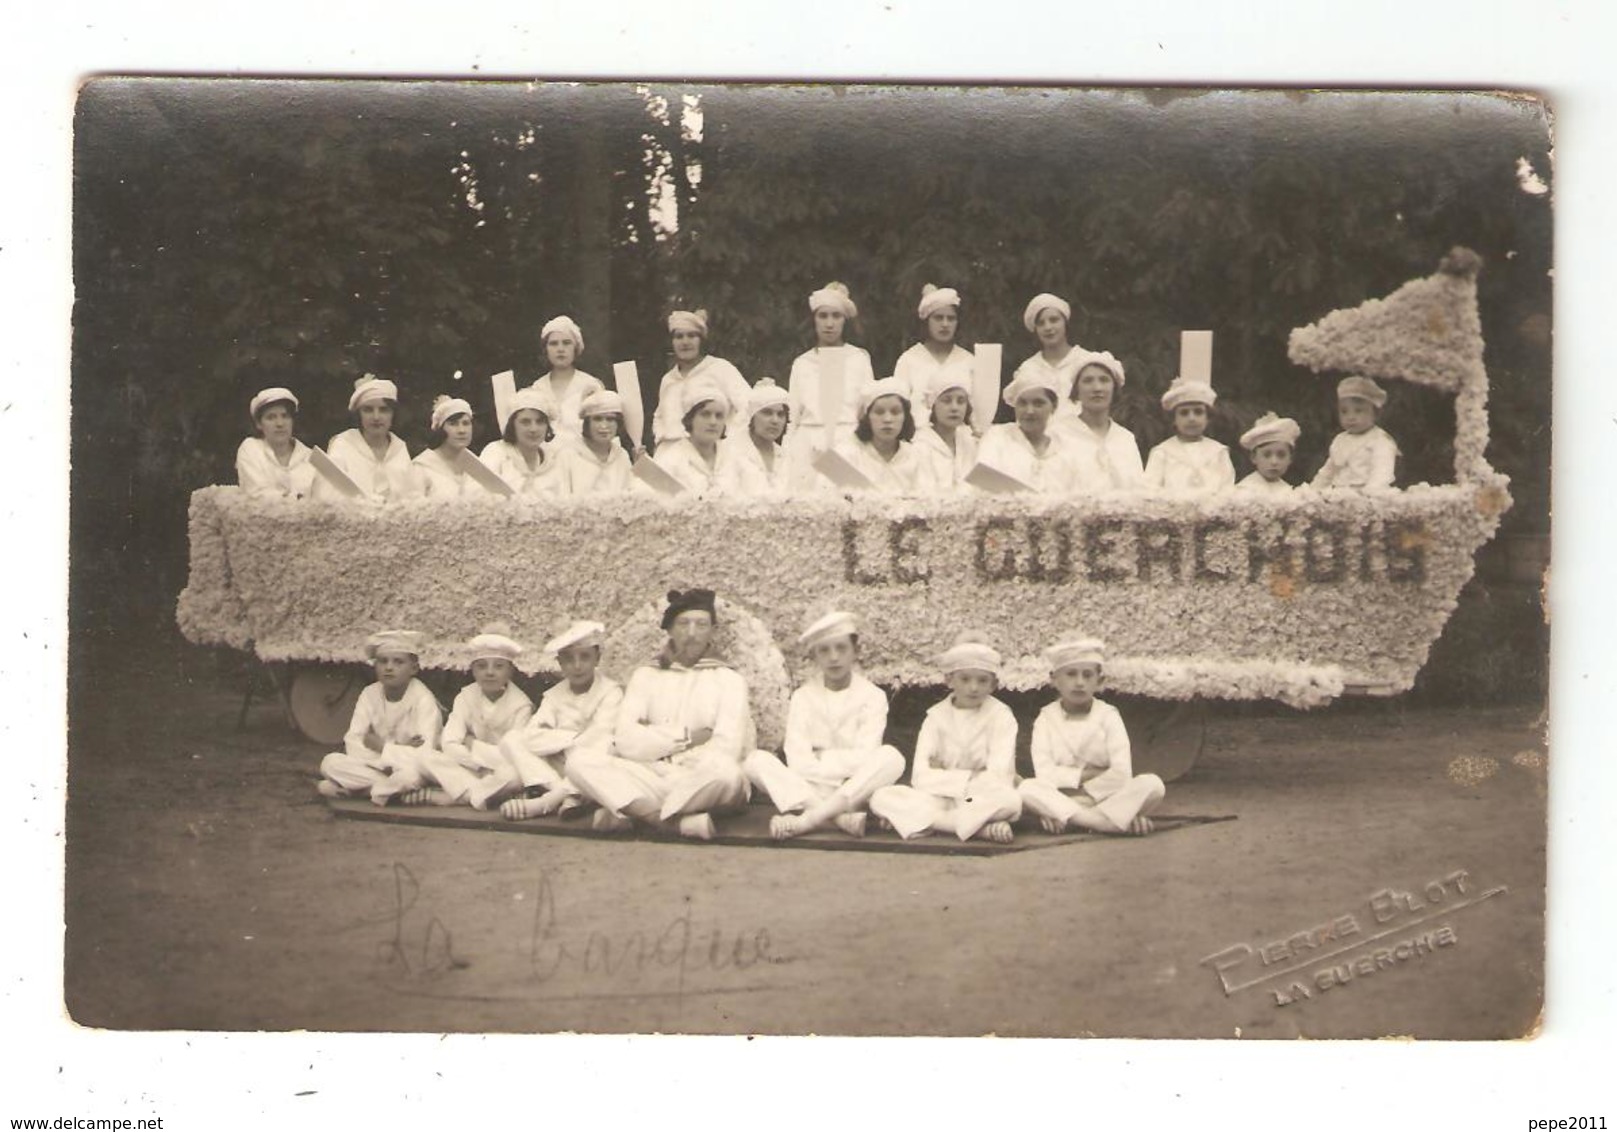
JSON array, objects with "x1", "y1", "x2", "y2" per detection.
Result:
[{"x1": 71, "y1": 80, "x2": 1552, "y2": 699}]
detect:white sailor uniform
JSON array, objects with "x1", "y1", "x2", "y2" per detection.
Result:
[{"x1": 1017, "y1": 698, "x2": 1165, "y2": 832}]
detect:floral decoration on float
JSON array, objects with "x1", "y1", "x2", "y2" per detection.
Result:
[{"x1": 178, "y1": 251, "x2": 1510, "y2": 713}]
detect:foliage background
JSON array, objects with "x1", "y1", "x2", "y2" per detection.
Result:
[{"x1": 71, "y1": 80, "x2": 1552, "y2": 700}]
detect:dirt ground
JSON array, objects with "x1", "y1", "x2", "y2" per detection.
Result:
[{"x1": 63, "y1": 646, "x2": 1546, "y2": 1039}]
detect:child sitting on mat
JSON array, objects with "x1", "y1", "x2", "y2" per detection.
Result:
[
  {"x1": 317, "y1": 629, "x2": 443, "y2": 804},
  {"x1": 870, "y1": 631, "x2": 1022, "y2": 843},
  {"x1": 494, "y1": 620, "x2": 624, "y2": 820},
  {"x1": 744, "y1": 611, "x2": 905, "y2": 840},
  {"x1": 402, "y1": 629, "x2": 534, "y2": 808},
  {"x1": 1018, "y1": 637, "x2": 1164, "y2": 836}
]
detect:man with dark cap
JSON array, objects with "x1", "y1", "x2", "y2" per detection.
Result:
[{"x1": 566, "y1": 588, "x2": 755, "y2": 840}]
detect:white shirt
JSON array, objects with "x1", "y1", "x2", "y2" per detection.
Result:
[
  {"x1": 614, "y1": 658, "x2": 755, "y2": 767},
  {"x1": 1052, "y1": 415, "x2": 1146, "y2": 491},
  {"x1": 442, "y1": 683, "x2": 535, "y2": 763},
  {"x1": 654, "y1": 440, "x2": 733, "y2": 497},
  {"x1": 413, "y1": 447, "x2": 501, "y2": 499},
  {"x1": 236, "y1": 437, "x2": 316, "y2": 499},
  {"x1": 1144, "y1": 435, "x2": 1237, "y2": 495},
  {"x1": 529, "y1": 370, "x2": 606, "y2": 449},
  {"x1": 786, "y1": 345, "x2": 876, "y2": 439},
  {"x1": 1312, "y1": 426, "x2": 1398, "y2": 490},
  {"x1": 342, "y1": 678, "x2": 443, "y2": 764},
  {"x1": 716, "y1": 433, "x2": 798, "y2": 497},
  {"x1": 893, "y1": 342, "x2": 975, "y2": 426},
  {"x1": 1011, "y1": 347, "x2": 1086, "y2": 421},
  {"x1": 1237, "y1": 470, "x2": 1294, "y2": 495},
  {"x1": 912, "y1": 426, "x2": 978, "y2": 492},
  {"x1": 480, "y1": 440, "x2": 566, "y2": 499},
  {"x1": 325, "y1": 429, "x2": 422, "y2": 504},
  {"x1": 560, "y1": 442, "x2": 635, "y2": 495},
  {"x1": 515, "y1": 675, "x2": 624, "y2": 762},
  {"x1": 653, "y1": 355, "x2": 753, "y2": 447},
  {"x1": 911, "y1": 696, "x2": 1019, "y2": 800},
  {"x1": 783, "y1": 673, "x2": 890, "y2": 789},
  {"x1": 833, "y1": 439, "x2": 939, "y2": 496},
  {"x1": 975, "y1": 423, "x2": 1081, "y2": 494},
  {"x1": 1029, "y1": 698, "x2": 1134, "y2": 802}
]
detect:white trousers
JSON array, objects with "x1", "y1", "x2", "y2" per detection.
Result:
[
  {"x1": 869, "y1": 781, "x2": 1023, "y2": 841},
  {"x1": 415, "y1": 739, "x2": 509, "y2": 803},
  {"x1": 320, "y1": 743, "x2": 426, "y2": 799},
  {"x1": 1018, "y1": 774, "x2": 1165, "y2": 831},
  {"x1": 743, "y1": 746, "x2": 905, "y2": 814},
  {"x1": 566, "y1": 751, "x2": 751, "y2": 822}
]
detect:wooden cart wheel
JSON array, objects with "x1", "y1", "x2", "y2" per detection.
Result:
[
  {"x1": 287, "y1": 665, "x2": 367, "y2": 746},
  {"x1": 1124, "y1": 699, "x2": 1208, "y2": 784}
]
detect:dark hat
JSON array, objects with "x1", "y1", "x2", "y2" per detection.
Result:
[{"x1": 661, "y1": 588, "x2": 717, "y2": 630}]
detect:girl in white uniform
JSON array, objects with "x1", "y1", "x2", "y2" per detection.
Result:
[
  {"x1": 1311, "y1": 376, "x2": 1399, "y2": 491},
  {"x1": 317, "y1": 630, "x2": 443, "y2": 803},
  {"x1": 1053, "y1": 352, "x2": 1147, "y2": 492},
  {"x1": 1012, "y1": 292, "x2": 1087, "y2": 425},
  {"x1": 481, "y1": 386, "x2": 566, "y2": 499},
  {"x1": 529, "y1": 315, "x2": 605, "y2": 451},
  {"x1": 785, "y1": 282, "x2": 876, "y2": 466},
  {"x1": 893, "y1": 284, "x2": 974, "y2": 428},
  {"x1": 974, "y1": 370, "x2": 1082, "y2": 493},
  {"x1": 565, "y1": 589, "x2": 756, "y2": 841},
  {"x1": 652, "y1": 378, "x2": 735, "y2": 497},
  {"x1": 717, "y1": 378, "x2": 800, "y2": 497},
  {"x1": 912, "y1": 369, "x2": 979, "y2": 492},
  {"x1": 561, "y1": 389, "x2": 636, "y2": 495},
  {"x1": 1237, "y1": 412, "x2": 1301, "y2": 495},
  {"x1": 406, "y1": 630, "x2": 535, "y2": 807},
  {"x1": 324, "y1": 375, "x2": 422, "y2": 504},
  {"x1": 653, "y1": 309, "x2": 753, "y2": 450},
  {"x1": 832, "y1": 377, "x2": 939, "y2": 495},
  {"x1": 1143, "y1": 378, "x2": 1236, "y2": 495},
  {"x1": 493, "y1": 620, "x2": 625, "y2": 818},
  {"x1": 744, "y1": 611, "x2": 905, "y2": 840},
  {"x1": 870, "y1": 632, "x2": 1023, "y2": 843},
  {"x1": 236, "y1": 387, "x2": 316, "y2": 499},
  {"x1": 413, "y1": 396, "x2": 500, "y2": 499},
  {"x1": 1018, "y1": 638, "x2": 1165, "y2": 835}
]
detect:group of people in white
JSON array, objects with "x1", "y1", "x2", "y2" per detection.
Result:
[
  {"x1": 316, "y1": 590, "x2": 1166, "y2": 844},
  {"x1": 235, "y1": 282, "x2": 1402, "y2": 505}
]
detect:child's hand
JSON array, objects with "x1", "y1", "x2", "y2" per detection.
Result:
[{"x1": 363, "y1": 727, "x2": 384, "y2": 753}]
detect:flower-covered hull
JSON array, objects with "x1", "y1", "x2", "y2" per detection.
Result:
[{"x1": 177, "y1": 480, "x2": 1508, "y2": 710}]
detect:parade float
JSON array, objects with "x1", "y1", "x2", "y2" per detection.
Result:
[{"x1": 178, "y1": 251, "x2": 1511, "y2": 776}]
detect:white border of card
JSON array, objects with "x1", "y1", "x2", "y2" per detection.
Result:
[{"x1": 15, "y1": 5, "x2": 1615, "y2": 1129}]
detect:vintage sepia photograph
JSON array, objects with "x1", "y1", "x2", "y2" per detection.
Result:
[{"x1": 65, "y1": 78, "x2": 1552, "y2": 1042}]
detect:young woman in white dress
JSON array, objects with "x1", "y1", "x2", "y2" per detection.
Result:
[
  {"x1": 974, "y1": 370, "x2": 1081, "y2": 494},
  {"x1": 653, "y1": 309, "x2": 753, "y2": 451},
  {"x1": 892, "y1": 284, "x2": 974, "y2": 428},
  {"x1": 235, "y1": 387, "x2": 315, "y2": 499},
  {"x1": 911, "y1": 370, "x2": 979, "y2": 492},
  {"x1": 324, "y1": 375, "x2": 421, "y2": 504},
  {"x1": 480, "y1": 386, "x2": 565, "y2": 499},
  {"x1": 529, "y1": 315, "x2": 605, "y2": 451},
  {"x1": 561, "y1": 388, "x2": 636, "y2": 495},
  {"x1": 832, "y1": 377, "x2": 939, "y2": 496},
  {"x1": 784, "y1": 281, "x2": 876, "y2": 467},
  {"x1": 413, "y1": 396, "x2": 499, "y2": 499},
  {"x1": 653, "y1": 378, "x2": 735, "y2": 497},
  {"x1": 1011, "y1": 292, "x2": 1087, "y2": 425},
  {"x1": 716, "y1": 378, "x2": 799, "y2": 497},
  {"x1": 1052, "y1": 351, "x2": 1146, "y2": 492}
]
